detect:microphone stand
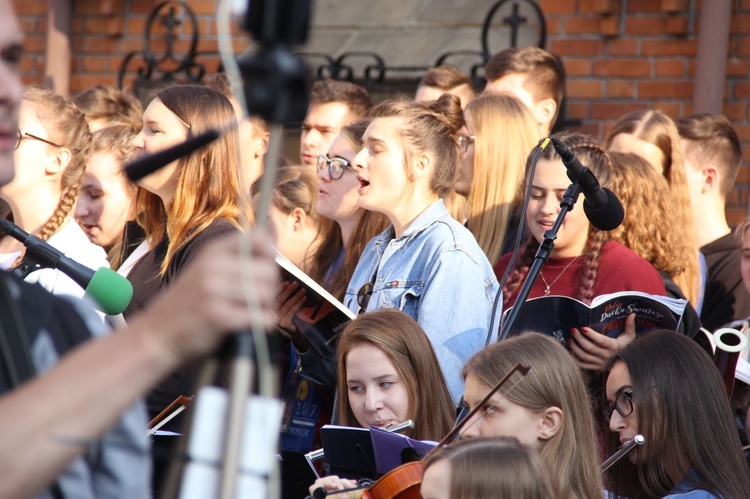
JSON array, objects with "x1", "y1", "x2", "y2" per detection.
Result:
[{"x1": 499, "y1": 182, "x2": 583, "y2": 339}]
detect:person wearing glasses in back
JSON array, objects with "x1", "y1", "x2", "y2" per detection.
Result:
[
  {"x1": 0, "y1": 86, "x2": 109, "y2": 299},
  {"x1": 275, "y1": 121, "x2": 389, "y2": 389},
  {"x1": 604, "y1": 330, "x2": 750, "y2": 498},
  {"x1": 342, "y1": 94, "x2": 499, "y2": 403}
]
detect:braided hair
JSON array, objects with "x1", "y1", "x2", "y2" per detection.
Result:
[
  {"x1": 502, "y1": 133, "x2": 611, "y2": 307},
  {"x1": 23, "y1": 87, "x2": 92, "y2": 241}
]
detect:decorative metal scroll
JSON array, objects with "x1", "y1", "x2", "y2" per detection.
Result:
[
  {"x1": 298, "y1": 0, "x2": 546, "y2": 90},
  {"x1": 118, "y1": 0, "x2": 546, "y2": 95},
  {"x1": 117, "y1": 1, "x2": 213, "y2": 100}
]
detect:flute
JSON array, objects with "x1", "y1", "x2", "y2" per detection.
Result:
[
  {"x1": 600, "y1": 434, "x2": 645, "y2": 475},
  {"x1": 304, "y1": 420, "x2": 415, "y2": 463}
]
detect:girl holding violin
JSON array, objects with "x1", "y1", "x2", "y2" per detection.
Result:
[
  {"x1": 604, "y1": 330, "x2": 750, "y2": 498},
  {"x1": 460, "y1": 332, "x2": 604, "y2": 498},
  {"x1": 309, "y1": 308, "x2": 455, "y2": 495},
  {"x1": 420, "y1": 437, "x2": 558, "y2": 499}
]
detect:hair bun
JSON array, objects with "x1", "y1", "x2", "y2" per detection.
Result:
[{"x1": 429, "y1": 93, "x2": 464, "y2": 135}]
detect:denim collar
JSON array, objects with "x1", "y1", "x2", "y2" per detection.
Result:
[{"x1": 373, "y1": 199, "x2": 447, "y2": 248}]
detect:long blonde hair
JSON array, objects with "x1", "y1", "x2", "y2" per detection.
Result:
[
  {"x1": 21, "y1": 86, "x2": 92, "y2": 240},
  {"x1": 605, "y1": 110, "x2": 700, "y2": 306},
  {"x1": 462, "y1": 333, "x2": 603, "y2": 499},
  {"x1": 464, "y1": 94, "x2": 539, "y2": 264},
  {"x1": 134, "y1": 84, "x2": 250, "y2": 276}
]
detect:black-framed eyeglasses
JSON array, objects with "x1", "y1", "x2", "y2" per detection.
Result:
[
  {"x1": 603, "y1": 390, "x2": 634, "y2": 422},
  {"x1": 357, "y1": 281, "x2": 374, "y2": 314},
  {"x1": 317, "y1": 154, "x2": 351, "y2": 180},
  {"x1": 15, "y1": 128, "x2": 63, "y2": 150},
  {"x1": 457, "y1": 135, "x2": 475, "y2": 153}
]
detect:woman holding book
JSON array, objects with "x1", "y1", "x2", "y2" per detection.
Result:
[
  {"x1": 421, "y1": 437, "x2": 558, "y2": 499},
  {"x1": 274, "y1": 122, "x2": 389, "y2": 391},
  {"x1": 344, "y1": 94, "x2": 499, "y2": 402},
  {"x1": 496, "y1": 132, "x2": 666, "y2": 370},
  {"x1": 309, "y1": 309, "x2": 455, "y2": 494},
  {"x1": 459, "y1": 332, "x2": 603, "y2": 499},
  {"x1": 604, "y1": 330, "x2": 750, "y2": 497}
]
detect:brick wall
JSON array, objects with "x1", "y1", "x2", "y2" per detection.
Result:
[{"x1": 13, "y1": 0, "x2": 750, "y2": 222}]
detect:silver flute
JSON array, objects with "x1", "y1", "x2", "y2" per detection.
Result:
[
  {"x1": 600, "y1": 434, "x2": 645, "y2": 475},
  {"x1": 304, "y1": 419, "x2": 415, "y2": 463}
]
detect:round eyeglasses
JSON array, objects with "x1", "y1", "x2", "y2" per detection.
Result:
[
  {"x1": 317, "y1": 154, "x2": 351, "y2": 180},
  {"x1": 15, "y1": 128, "x2": 63, "y2": 150},
  {"x1": 603, "y1": 389, "x2": 634, "y2": 422},
  {"x1": 457, "y1": 135, "x2": 475, "y2": 153}
]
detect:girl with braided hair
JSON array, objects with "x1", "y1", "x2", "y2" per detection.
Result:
[
  {"x1": 0, "y1": 86, "x2": 109, "y2": 299},
  {"x1": 344, "y1": 94, "x2": 499, "y2": 403},
  {"x1": 495, "y1": 132, "x2": 666, "y2": 370}
]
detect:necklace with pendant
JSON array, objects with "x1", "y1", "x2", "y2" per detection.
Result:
[{"x1": 539, "y1": 255, "x2": 580, "y2": 295}]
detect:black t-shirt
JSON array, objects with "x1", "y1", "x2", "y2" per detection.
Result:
[
  {"x1": 701, "y1": 233, "x2": 750, "y2": 331},
  {"x1": 123, "y1": 218, "x2": 240, "y2": 419}
]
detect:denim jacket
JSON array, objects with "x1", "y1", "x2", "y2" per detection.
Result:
[{"x1": 344, "y1": 200, "x2": 499, "y2": 402}]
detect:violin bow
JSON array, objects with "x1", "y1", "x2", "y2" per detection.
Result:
[{"x1": 428, "y1": 362, "x2": 531, "y2": 455}]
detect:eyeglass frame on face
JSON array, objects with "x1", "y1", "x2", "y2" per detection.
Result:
[
  {"x1": 317, "y1": 154, "x2": 352, "y2": 180},
  {"x1": 15, "y1": 128, "x2": 63, "y2": 150},
  {"x1": 457, "y1": 135, "x2": 475, "y2": 153},
  {"x1": 603, "y1": 389, "x2": 634, "y2": 422}
]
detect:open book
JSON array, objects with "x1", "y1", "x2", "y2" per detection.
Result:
[
  {"x1": 501, "y1": 291, "x2": 688, "y2": 346},
  {"x1": 276, "y1": 252, "x2": 355, "y2": 357}
]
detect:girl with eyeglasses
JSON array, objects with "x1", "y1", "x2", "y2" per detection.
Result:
[
  {"x1": 343, "y1": 95, "x2": 499, "y2": 403},
  {"x1": 604, "y1": 330, "x2": 750, "y2": 498},
  {"x1": 308, "y1": 120, "x2": 389, "y2": 301},
  {"x1": 459, "y1": 332, "x2": 603, "y2": 499},
  {"x1": 457, "y1": 93, "x2": 540, "y2": 264},
  {"x1": 0, "y1": 86, "x2": 109, "y2": 299}
]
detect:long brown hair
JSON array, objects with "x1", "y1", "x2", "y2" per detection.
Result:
[
  {"x1": 462, "y1": 333, "x2": 603, "y2": 499},
  {"x1": 605, "y1": 330, "x2": 750, "y2": 498},
  {"x1": 307, "y1": 120, "x2": 389, "y2": 299},
  {"x1": 336, "y1": 309, "x2": 455, "y2": 441},
  {"x1": 502, "y1": 132, "x2": 610, "y2": 307},
  {"x1": 605, "y1": 110, "x2": 700, "y2": 306},
  {"x1": 134, "y1": 84, "x2": 250, "y2": 276},
  {"x1": 464, "y1": 94, "x2": 539, "y2": 264},
  {"x1": 423, "y1": 437, "x2": 558, "y2": 499}
]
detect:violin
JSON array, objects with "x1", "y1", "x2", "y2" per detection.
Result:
[{"x1": 318, "y1": 363, "x2": 531, "y2": 499}]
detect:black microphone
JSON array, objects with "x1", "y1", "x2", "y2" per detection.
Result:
[
  {"x1": 549, "y1": 136, "x2": 624, "y2": 231},
  {"x1": 125, "y1": 129, "x2": 221, "y2": 182},
  {"x1": 0, "y1": 219, "x2": 133, "y2": 315}
]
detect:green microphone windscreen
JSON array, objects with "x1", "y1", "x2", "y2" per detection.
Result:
[{"x1": 84, "y1": 267, "x2": 134, "y2": 315}]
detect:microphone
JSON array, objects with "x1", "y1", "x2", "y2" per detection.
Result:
[
  {"x1": 125, "y1": 129, "x2": 221, "y2": 182},
  {"x1": 0, "y1": 218, "x2": 133, "y2": 315},
  {"x1": 549, "y1": 136, "x2": 625, "y2": 231}
]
